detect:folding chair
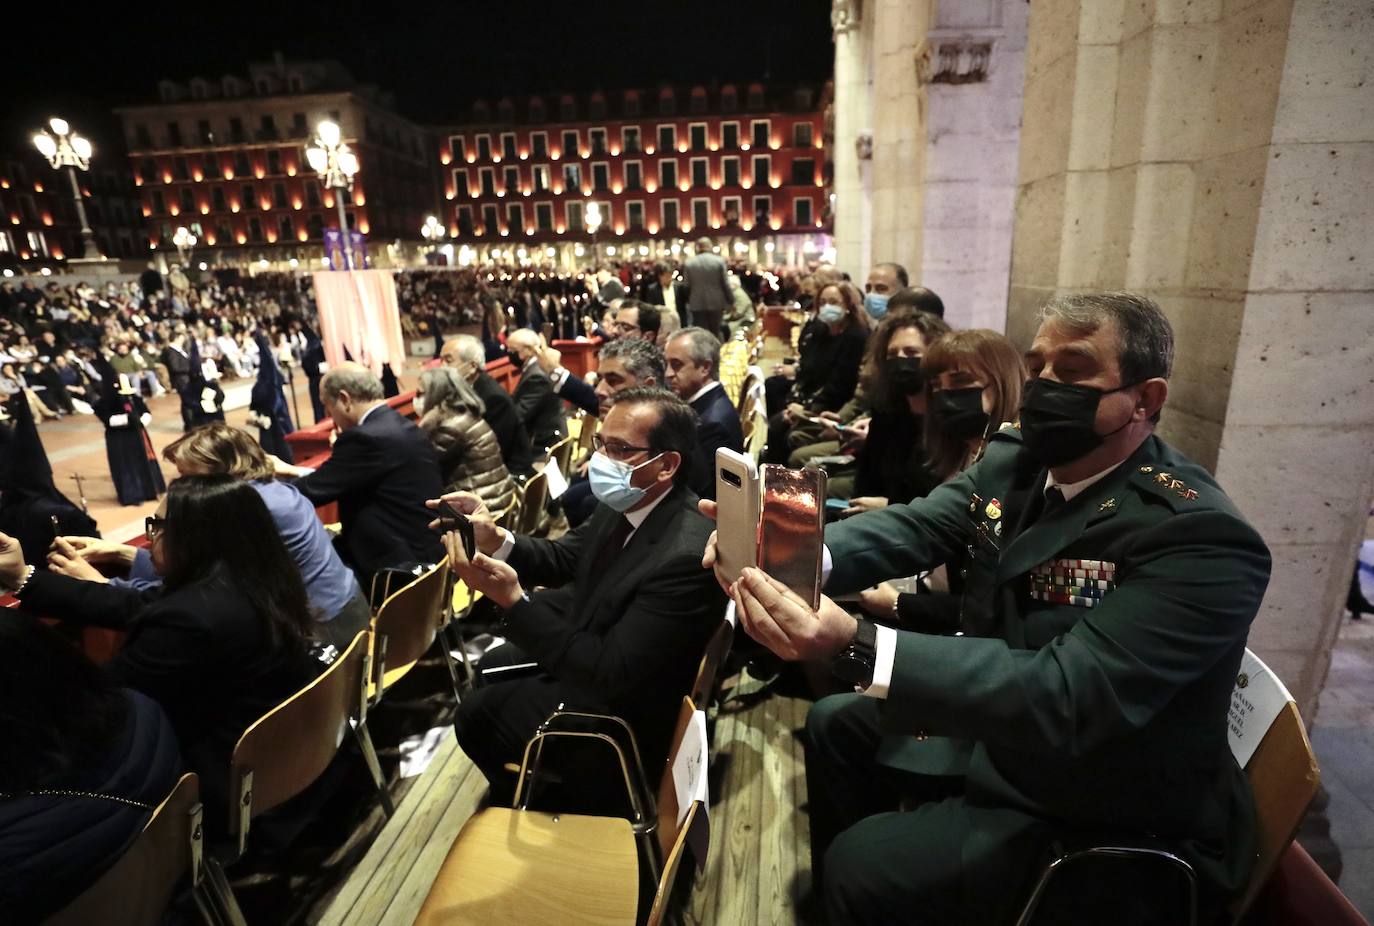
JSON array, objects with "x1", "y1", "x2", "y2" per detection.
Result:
[
  {"x1": 690, "y1": 618, "x2": 734, "y2": 709},
  {"x1": 43, "y1": 773, "x2": 224, "y2": 926},
  {"x1": 1015, "y1": 648, "x2": 1321, "y2": 926},
  {"x1": 413, "y1": 697, "x2": 710, "y2": 925},
  {"x1": 546, "y1": 435, "x2": 577, "y2": 478},
  {"x1": 370, "y1": 559, "x2": 456, "y2": 704},
  {"x1": 513, "y1": 469, "x2": 549, "y2": 536},
  {"x1": 208, "y1": 631, "x2": 394, "y2": 921}
]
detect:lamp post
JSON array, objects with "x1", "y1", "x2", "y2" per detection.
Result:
[
  {"x1": 32, "y1": 117, "x2": 101, "y2": 259},
  {"x1": 585, "y1": 201, "x2": 601, "y2": 264},
  {"x1": 420, "y1": 214, "x2": 443, "y2": 262},
  {"x1": 172, "y1": 225, "x2": 197, "y2": 267},
  {"x1": 304, "y1": 120, "x2": 359, "y2": 270}
]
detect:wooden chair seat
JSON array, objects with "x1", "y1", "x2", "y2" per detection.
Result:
[{"x1": 412, "y1": 807, "x2": 639, "y2": 926}]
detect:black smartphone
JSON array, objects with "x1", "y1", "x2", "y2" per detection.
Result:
[{"x1": 433, "y1": 500, "x2": 477, "y2": 561}]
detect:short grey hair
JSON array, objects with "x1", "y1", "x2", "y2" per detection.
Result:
[
  {"x1": 445, "y1": 334, "x2": 485, "y2": 368},
  {"x1": 1038, "y1": 291, "x2": 1174, "y2": 383},
  {"x1": 667, "y1": 326, "x2": 722, "y2": 378},
  {"x1": 599, "y1": 337, "x2": 665, "y2": 385},
  {"x1": 320, "y1": 365, "x2": 384, "y2": 402},
  {"x1": 419, "y1": 366, "x2": 485, "y2": 417}
]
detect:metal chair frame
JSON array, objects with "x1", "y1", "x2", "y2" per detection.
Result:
[{"x1": 1014, "y1": 845, "x2": 1198, "y2": 926}]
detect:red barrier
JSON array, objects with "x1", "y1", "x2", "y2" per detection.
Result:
[{"x1": 552, "y1": 338, "x2": 602, "y2": 379}]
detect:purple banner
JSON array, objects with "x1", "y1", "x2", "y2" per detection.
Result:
[{"x1": 323, "y1": 228, "x2": 369, "y2": 271}]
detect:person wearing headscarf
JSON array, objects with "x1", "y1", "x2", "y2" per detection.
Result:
[
  {"x1": 93, "y1": 361, "x2": 165, "y2": 506},
  {"x1": 248, "y1": 329, "x2": 295, "y2": 463},
  {"x1": 0, "y1": 395, "x2": 97, "y2": 564},
  {"x1": 181, "y1": 337, "x2": 225, "y2": 429}
]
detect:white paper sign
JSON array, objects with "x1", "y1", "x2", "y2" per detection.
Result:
[
  {"x1": 200, "y1": 387, "x2": 218, "y2": 413},
  {"x1": 671, "y1": 709, "x2": 710, "y2": 827},
  {"x1": 1226, "y1": 649, "x2": 1291, "y2": 767},
  {"x1": 544, "y1": 458, "x2": 569, "y2": 500}
]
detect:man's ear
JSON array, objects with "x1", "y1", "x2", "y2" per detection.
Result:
[
  {"x1": 657, "y1": 450, "x2": 682, "y2": 483},
  {"x1": 1137, "y1": 378, "x2": 1168, "y2": 421}
]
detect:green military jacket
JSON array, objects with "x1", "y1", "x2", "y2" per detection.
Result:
[{"x1": 825, "y1": 427, "x2": 1271, "y2": 902}]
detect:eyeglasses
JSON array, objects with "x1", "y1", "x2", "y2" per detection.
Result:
[
  {"x1": 613, "y1": 321, "x2": 640, "y2": 334},
  {"x1": 144, "y1": 516, "x2": 167, "y2": 542},
  {"x1": 593, "y1": 434, "x2": 653, "y2": 461}
]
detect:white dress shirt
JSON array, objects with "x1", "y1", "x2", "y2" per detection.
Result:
[{"x1": 491, "y1": 482, "x2": 673, "y2": 561}]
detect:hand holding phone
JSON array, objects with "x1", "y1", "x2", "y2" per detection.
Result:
[{"x1": 433, "y1": 500, "x2": 477, "y2": 562}]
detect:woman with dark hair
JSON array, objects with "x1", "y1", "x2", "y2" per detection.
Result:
[
  {"x1": 0, "y1": 618, "x2": 180, "y2": 923},
  {"x1": 0, "y1": 475, "x2": 319, "y2": 813}
]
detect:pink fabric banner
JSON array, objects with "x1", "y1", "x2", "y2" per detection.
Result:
[{"x1": 311, "y1": 269, "x2": 408, "y2": 377}]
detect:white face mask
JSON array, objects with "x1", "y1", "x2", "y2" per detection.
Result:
[{"x1": 413, "y1": 396, "x2": 426, "y2": 415}]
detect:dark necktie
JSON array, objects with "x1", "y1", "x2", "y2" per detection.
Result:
[
  {"x1": 1041, "y1": 486, "x2": 1068, "y2": 520},
  {"x1": 588, "y1": 514, "x2": 634, "y2": 579}
]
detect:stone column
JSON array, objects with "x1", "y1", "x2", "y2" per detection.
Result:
[
  {"x1": 869, "y1": 0, "x2": 933, "y2": 277},
  {"x1": 1005, "y1": 0, "x2": 1374, "y2": 715},
  {"x1": 830, "y1": 0, "x2": 873, "y2": 276}
]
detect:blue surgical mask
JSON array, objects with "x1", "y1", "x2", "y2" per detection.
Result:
[
  {"x1": 588, "y1": 449, "x2": 662, "y2": 512},
  {"x1": 816, "y1": 303, "x2": 845, "y2": 326},
  {"x1": 864, "y1": 292, "x2": 890, "y2": 320}
]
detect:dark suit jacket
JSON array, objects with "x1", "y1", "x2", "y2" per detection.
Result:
[
  {"x1": 511, "y1": 360, "x2": 565, "y2": 453},
  {"x1": 682, "y1": 252, "x2": 732, "y2": 324},
  {"x1": 825, "y1": 430, "x2": 1271, "y2": 907},
  {"x1": 16, "y1": 573, "x2": 317, "y2": 816},
  {"x1": 556, "y1": 370, "x2": 600, "y2": 417},
  {"x1": 296, "y1": 403, "x2": 445, "y2": 578},
  {"x1": 502, "y1": 484, "x2": 727, "y2": 769},
  {"x1": 162, "y1": 345, "x2": 191, "y2": 391},
  {"x1": 474, "y1": 371, "x2": 535, "y2": 475},
  {"x1": 688, "y1": 383, "x2": 743, "y2": 500},
  {"x1": 643, "y1": 280, "x2": 687, "y2": 316}
]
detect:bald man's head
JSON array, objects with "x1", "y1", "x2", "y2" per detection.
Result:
[
  {"x1": 506, "y1": 328, "x2": 539, "y2": 367},
  {"x1": 319, "y1": 362, "x2": 384, "y2": 430}
]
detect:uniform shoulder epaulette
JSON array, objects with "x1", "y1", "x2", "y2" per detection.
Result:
[
  {"x1": 988, "y1": 421, "x2": 1022, "y2": 443},
  {"x1": 1130, "y1": 465, "x2": 1202, "y2": 511}
]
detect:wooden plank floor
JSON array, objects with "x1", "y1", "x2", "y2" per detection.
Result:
[{"x1": 317, "y1": 669, "x2": 814, "y2": 926}]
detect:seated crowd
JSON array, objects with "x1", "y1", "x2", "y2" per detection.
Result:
[{"x1": 0, "y1": 250, "x2": 1289, "y2": 926}]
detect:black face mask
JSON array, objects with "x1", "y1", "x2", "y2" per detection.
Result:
[
  {"x1": 1019, "y1": 378, "x2": 1136, "y2": 467},
  {"x1": 884, "y1": 357, "x2": 926, "y2": 396},
  {"x1": 932, "y1": 387, "x2": 990, "y2": 440}
]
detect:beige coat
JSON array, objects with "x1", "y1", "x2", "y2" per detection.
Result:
[{"x1": 421, "y1": 407, "x2": 518, "y2": 513}]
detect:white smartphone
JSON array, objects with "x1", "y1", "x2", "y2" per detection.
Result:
[{"x1": 714, "y1": 448, "x2": 759, "y2": 585}]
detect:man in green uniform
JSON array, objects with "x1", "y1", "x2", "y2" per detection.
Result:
[{"x1": 721, "y1": 292, "x2": 1271, "y2": 924}]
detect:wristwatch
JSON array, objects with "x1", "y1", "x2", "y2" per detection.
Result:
[{"x1": 831, "y1": 618, "x2": 879, "y2": 690}]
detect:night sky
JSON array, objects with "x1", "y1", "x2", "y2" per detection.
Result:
[{"x1": 3, "y1": 0, "x2": 834, "y2": 150}]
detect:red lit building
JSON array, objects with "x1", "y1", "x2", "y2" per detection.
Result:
[
  {"x1": 114, "y1": 57, "x2": 434, "y2": 269},
  {"x1": 435, "y1": 82, "x2": 831, "y2": 264}
]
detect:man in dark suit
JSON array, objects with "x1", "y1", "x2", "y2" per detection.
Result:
[
  {"x1": 439, "y1": 387, "x2": 727, "y2": 806},
  {"x1": 278, "y1": 362, "x2": 444, "y2": 582},
  {"x1": 682, "y1": 237, "x2": 732, "y2": 336},
  {"x1": 643, "y1": 260, "x2": 687, "y2": 323},
  {"x1": 722, "y1": 293, "x2": 1272, "y2": 924},
  {"x1": 506, "y1": 328, "x2": 565, "y2": 455},
  {"x1": 442, "y1": 335, "x2": 535, "y2": 476},
  {"x1": 665, "y1": 327, "x2": 743, "y2": 500},
  {"x1": 161, "y1": 331, "x2": 193, "y2": 430}
]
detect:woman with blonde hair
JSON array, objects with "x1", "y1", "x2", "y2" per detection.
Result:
[{"x1": 416, "y1": 366, "x2": 518, "y2": 513}]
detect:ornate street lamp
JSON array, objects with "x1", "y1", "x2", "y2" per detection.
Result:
[
  {"x1": 305, "y1": 120, "x2": 359, "y2": 269},
  {"x1": 32, "y1": 117, "x2": 101, "y2": 259},
  {"x1": 172, "y1": 225, "x2": 197, "y2": 266},
  {"x1": 421, "y1": 215, "x2": 443, "y2": 244}
]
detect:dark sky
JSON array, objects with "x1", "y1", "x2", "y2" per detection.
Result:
[{"x1": 4, "y1": 1, "x2": 834, "y2": 150}]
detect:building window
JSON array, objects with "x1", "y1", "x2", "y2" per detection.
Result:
[
  {"x1": 212, "y1": 187, "x2": 227, "y2": 211},
  {"x1": 267, "y1": 150, "x2": 282, "y2": 175},
  {"x1": 592, "y1": 162, "x2": 609, "y2": 192},
  {"x1": 563, "y1": 163, "x2": 582, "y2": 190},
  {"x1": 691, "y1": 198, "x2": 710, "y2": 231},
  {"x1": 306, "y1": 214, "x2": 323, "y2": 239},
  {"x1": 561, "y1": 129, "x2": 579, "y2": 157},
  {"x1": 623, "y1": 93, "x2": 641, "y2": 117},
  {"x1": 180, "y1": 188, "x2": 195, "y2": 213},
  {"x1": 658, "y1": 89, "x2": 676, "y2": 116},
  {"x1": 249, "y1": 217, "x2": 264, "y2": 242},
  {"x1": 627, "y1": 201, "x2": 644, "y2": 230},
  {"x1": 234, "y1": 151, "x2": 252, "y2": 178},
  {"x1": 661, "y1": 199, "x2": 680, "y2": 231},
  {"x1": 453, "y1": 168, "x2": 470, "y2": 197},
  {"x1": 791, "y1": 157, "x2": 816, "y2": 187},
  {"x1": 753, "y1": 195, "x2": 772, "y2": 225},
  {"x1": 482, "y1": 204, "x2": 500, "y2": 235},
  {"x1": 277, "y1": 214, "x2": 293, "y2": 241},
  {"x1": 506, "y1": 204, "x2": 524, "y2": 234},
  {"x1": 752, "y1": 119, "x2": 770, "y2": 148},
  {"x1": 625, "y1": 161, "x2": 642, "y2": 191},
  {"x1": 752, "y1": 155, "x2": 771, "y2": 187},
  {"x1": 659, "y1": 159, "x2": 678, "y2": 189},
  {"x1": 173, "y1": 156, "x2": 189, "y2": 181},
  {"x1": 479, "y1": 168, "x2": 495, "y2": 196},
  {"x1": 457, "y1": 205, "x2": 474, "y2": 236},
  {"x1": 747, "y1": 85, "x2": 765, "y2": 109},
  {"x1": 164, "y1": 121, "x2": 182, "y2": 147},
  {"x1": 723, "y1": 156, "x2": 741, "y2": 187},
  {"x1": 794, "y1": 122, "x2": 815, "y2": 148},
  {"x1": 589, "y1": 95, "x2": 607, "y2": 119},
  {"x1": 794, "y1": 197, "x2": 813, "y2": 226},
  {"x1": 259, "y1": 114, "x2": 277, "y2": 140},
  {"x1": 477, "y1": 135, "x2": 492, "y2": 161},
  {"x1": 305, "y1": 181, "x2": 320, "y2": 208},
  {"x1": 690, "y1": 158, "x2": 708, "y2": 188},
  {"x1": 531, "y1": 132, "x2": 548, "y2": 159},
  {"x1": 722, "y1": 122, "x2": 740, "y2": 150},
  {"x1": 198, "y1": 120, "x2": 214, "y2": 145},
  {"x1": 622, "y1": 126, "x2": 641, "y2": 154},
  {"x1": 241, "y1": 184, "x2": 255, "y2": 209},
  {"x1": 721, "y1": 87, "x2": 738, "y2": 113},
  {"x1": 450, "y1": 134, "x2": 467, "y2": 160},
  {"x1": 532, "y1": 165, "x2": 549, "y2": 193},
  {"x1": 501, "y1": 133, "x2": 517, "y2": 160},
  {"x1": 229, "y1": 118, "x2": 245, "y2": 143},
  {"x1": 657, "y1": 125, "x2": 676, "y2": 152},
  {"x1": 690, "y1": 89, "x2": 707, "y2": 114},
  {"x1": 135, "y1": 124, "x2": 152, "y2": 148},
  {"x1": 27, "y1": 230, "x2": 49, "y2": 256},
  {"x1": 560, "y1": 97, "x2": 577, "y2": 120},
  {"x1": 292, "y1": 113, "x2": 307, "y2": 137},
  {"x1": 504, "y1": 166, "x2": 520, "y2": 194},
  {"x1": 565, "y1": 201, "x2": 583, "y2": 232},
  {"x1": 272, "y1": 182, "x2": 287, "y2": 209},
  {"x1": 689, "y1": 123, "x2": 708, "y2": 152},
  {"x1": 722, "y1": 196, "x2": 741, "y2": 225},
  {"x1": 0, "y1": 231, "x2": 11, "y2": 253},
  {"x1": 536, "y1": 202, "x2": 553, "y2": 231},
  {"x1": 589, "y1": 128, "x2": 607, "y2": 156}
]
